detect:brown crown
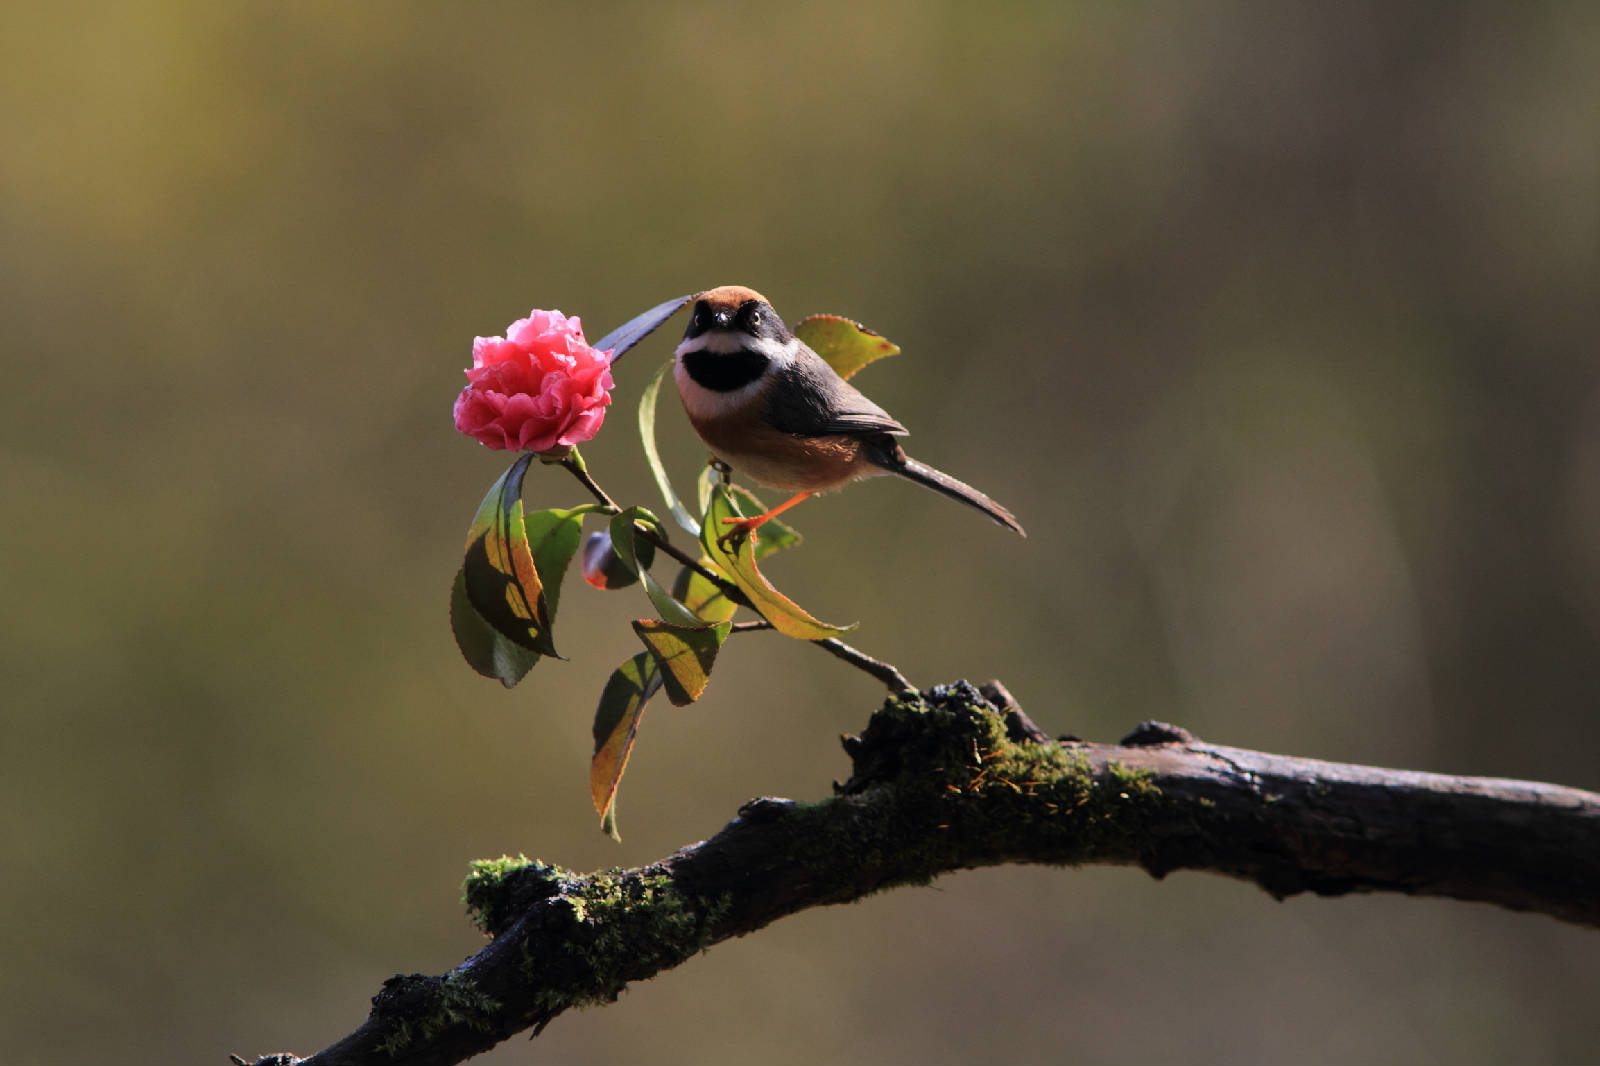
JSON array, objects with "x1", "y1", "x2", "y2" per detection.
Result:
[{"x1": 696, "y1": 284, "x2": 771, "y2": 311}]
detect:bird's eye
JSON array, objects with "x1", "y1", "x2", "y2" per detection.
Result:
[{"x1": 748, "y1": 309, "x2": 762, "y2": 328}]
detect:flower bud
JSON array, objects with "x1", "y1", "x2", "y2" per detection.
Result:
[{"x1": 581, "y1": 530, "x2": 651, "y2": 590}]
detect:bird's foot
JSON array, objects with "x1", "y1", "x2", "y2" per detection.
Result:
[{"x1": 715, "y1": 515, "x2": 767, "y2": 552}]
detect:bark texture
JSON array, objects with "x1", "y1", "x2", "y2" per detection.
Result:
[{"x1": 240, "y1": 681, "x2": 1600, "y2": 1066}]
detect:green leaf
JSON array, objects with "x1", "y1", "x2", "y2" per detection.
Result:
[
  {"x1": 589, "y1": 651, "x2": 663, "y2": 840},
  {"x1": 638, "y1": 360, "x2": 701, "y2": 537},
  {"x1": 700, "y1": 485, "x2": 855, "y2": 640},
  {"x1": 609, "y1": 508, "x2": 706, "y2": 629},
  {"x1": 729, "y1": 486, "x2": 802, "y2": 561},
  {"x1": 672, "y1": 560, "x2": 739, "y2": 624},
  {"x1": 459, "y1": 453, "x2": 559, "y2": 658},
  {"x1": 523, "y1": 506, "x2": 594, "y2": 619},
  {"x1": 595, "y1": 294, "x2": 692, "y2": 366},
  {"x1": 664, "y1": 487, "x2": 799, "y2": 627},
  {"x1": 696, "y1": 462, "x2": 719, "y2": 519},
  {"x1": 452, "y1": 472, "x2": 602, "y2": 686},
  {"x1": 793, "y1": 314, "x2": 900, "y2": 382},
  {"x1": 449, "y1": 566, "x2": 542, "y2": 688},
  {"x1": 698, "y1": 471, "x2": 802, "y2": 560},
  {"x1": 633, "y1": 618, "x2": 732, "y2": 707}
]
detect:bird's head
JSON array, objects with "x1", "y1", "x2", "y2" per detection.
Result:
[
  {"x1": 678, "y1": 285, "x2": 793, "y2": 355},
  {"x1": 673, "y1": 285, "x2": 801, "y2": 403}
]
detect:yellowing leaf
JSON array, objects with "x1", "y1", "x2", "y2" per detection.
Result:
[
  {"x1": 459, "y1": 454, "x2": 558, "y2": 659},
  {"x1": 589, "y1": 651, "x2": 663, "y2": 840},
  {"x1": 729, "y1": 486, "x2": 801, "y2": 560},
  {"x1": 793, "y1": 314, "x2": 900, "y2": 382},
  {"x1": 672, "y1": 560, "x2": 738, "y2": 624},
  {"x1": 700, "y1": 485, "x2": 855, "y2": 640},
  {"x1": 633, "y1": 618, "x2": 732, "y2": 706}
]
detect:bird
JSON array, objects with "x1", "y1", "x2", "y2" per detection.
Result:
[{"x1": 672, "y1": 284, "x2": 1025, "y2": 543}]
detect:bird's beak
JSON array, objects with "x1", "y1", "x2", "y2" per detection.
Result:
[{"x1": 713, "y1": 309, "x2": 732, "y2": 329}]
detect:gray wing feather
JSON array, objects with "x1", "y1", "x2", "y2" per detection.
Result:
[{"x1": 765, "y1": 347, "x2": 908, "y2": 438}]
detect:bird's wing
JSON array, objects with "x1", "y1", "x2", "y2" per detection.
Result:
[{"x1": 766, "y1": 347, "x2": 909, "y2": 438}]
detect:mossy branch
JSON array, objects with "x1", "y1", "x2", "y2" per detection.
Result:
[{"x1": 240, "y1": 681, "x2": 1600, "y2": 1066}]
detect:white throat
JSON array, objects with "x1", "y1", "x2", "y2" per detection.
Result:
[
  {"x1": 675, "y1": 330, "x2": 794, "y2": 359},
  {"x1": 673, "y1": 332, "x2": 800, "y2": 419}
]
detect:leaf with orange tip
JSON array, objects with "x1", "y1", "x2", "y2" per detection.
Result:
[
  {"x1": 589, "y1": 651, "x2": 663, "y2": 841},
  {"x1": 453, "y1": 455, "x2": 583, "y2": 688},
  {"x1": 451, "y1": 446, "x2": 598, "y2": 686},
  {"x1": 459, "y1": 453, "x2": 550, "y2": 651}
]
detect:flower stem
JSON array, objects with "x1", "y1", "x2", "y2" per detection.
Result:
[{"x1": 561, "y1": 453, "x2": 619, "y2": 512}]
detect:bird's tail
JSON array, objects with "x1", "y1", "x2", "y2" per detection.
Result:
[{"x1": 866, "y1": 439, "x2": 1025, "y2": 536}]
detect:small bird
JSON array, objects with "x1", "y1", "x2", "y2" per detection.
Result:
[{"x1": 673, "y1": 285, "x2": 1025, "y2": 542}]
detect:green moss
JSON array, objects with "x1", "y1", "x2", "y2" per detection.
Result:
[
  {"x1": 437, "y1": 971, "x2": 502, "y2": 1028},
  {"x1": 377, "y1": 1021, "x2": 414, "y2": 1058},
  {"x1": 462, "y1": 855, "x2": 578, "y2": 936},
  {"x1": 1106, "y1": 759, "x2": 1160, "y2": 798},
  {"x1": 372, "y1": 971, "x2": 501, "y2": 1057},
  {"x1": 502, "y1": 865, "x2": 733, "y2": 1019},
  {"x1": 778, "y1": 682, "x2": 1170, "y2": 891}
]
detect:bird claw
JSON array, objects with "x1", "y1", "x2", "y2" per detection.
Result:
[{"x1": 715, "y1": 516, "x2": 761, "y2": 552}]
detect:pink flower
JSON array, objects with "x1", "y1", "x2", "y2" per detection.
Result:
[{"x1": 453, "y1": 309, "x2": 615, "y2": 453}]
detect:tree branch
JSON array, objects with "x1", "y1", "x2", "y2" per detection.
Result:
[{"x1": 242, "y1": 680, "x2": 1600, "y2": 1066}]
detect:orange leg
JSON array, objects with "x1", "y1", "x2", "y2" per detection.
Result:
[{"x1": 717, "y1": 491, "x2": 812, "y2": 548}]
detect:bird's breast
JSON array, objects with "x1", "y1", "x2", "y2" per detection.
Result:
[{"x1": 688, "y1": 406, "x2": 875, "y2": 493}]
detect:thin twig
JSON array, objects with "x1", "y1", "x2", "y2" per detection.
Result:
[
  {"x1": 560, "y1": 455, "x2": 733, "y2": 596},
  {"x1": 560, "y1": 454, "x2": 620, "y2": 511},
  {"x1": 814, "y1": 638, "x2": 917, "y2": 695},
  {"x1": 558, "y1": 456, "x2": 916, "y2": 695}
]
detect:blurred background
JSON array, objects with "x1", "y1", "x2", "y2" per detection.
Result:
[{"x1": 4, "y1": 2, "x2": 1598, "y2": 1062}]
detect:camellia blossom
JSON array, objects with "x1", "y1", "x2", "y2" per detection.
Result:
[{"x1": 453, "y1": 309, "x2": 615, "y2": 453}]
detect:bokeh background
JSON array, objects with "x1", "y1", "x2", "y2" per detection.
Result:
[{"x1": 4, "y1": 3, "x2": 1598, "y2": 1063}]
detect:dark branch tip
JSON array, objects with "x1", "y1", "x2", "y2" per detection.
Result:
[
  {"x1": 1119, "y1": 721, "x2": 1199, "y2": 747},
  {"x1": 737, "y1": 797, "x2": 798, "y2": 822}
]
